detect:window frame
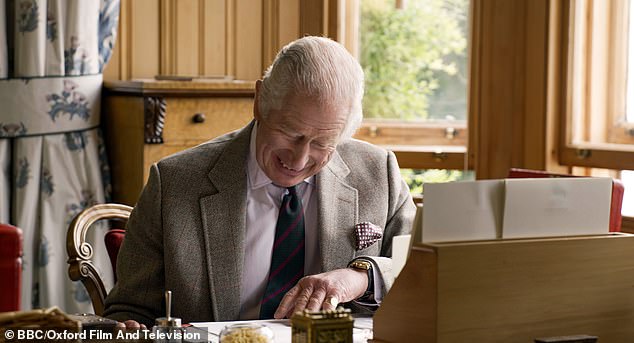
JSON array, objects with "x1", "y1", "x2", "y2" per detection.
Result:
[
  {"x1": 559, "y1": 0, "x2": 634, "y2": 171},
  {"x1": 554, "y1": 0, "x2": 634, "y2": 231},
  {"x1": 353, "y1": 120, "x2": 468, "y2": 170},
  {"x1": 344, "y1": 0, "x2": 475, "y2": 171}
]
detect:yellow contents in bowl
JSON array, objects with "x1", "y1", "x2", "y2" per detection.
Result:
[{"x1": 219, "y1": 324, "x2": 273, "y2": 343}]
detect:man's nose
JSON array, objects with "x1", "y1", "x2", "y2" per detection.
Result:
[{"x1": 287, "y1": 142, "x2": 310, "y2": 170}]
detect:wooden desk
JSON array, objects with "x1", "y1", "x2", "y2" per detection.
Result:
[
  {"x1": 102, "y1": 79, "x2": 255, "y2": 205},
  {"x1": 374, "y1": 233, "x2": 634, "y2": 342}
]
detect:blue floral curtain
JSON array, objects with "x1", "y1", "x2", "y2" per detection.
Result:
[{"x1": 0, "y1": 0, "x2": 119, "y2": 313}]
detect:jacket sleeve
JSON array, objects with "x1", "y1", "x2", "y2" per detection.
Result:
[
  {"x1": 354, "y1": 150, "x2": 416, "y2": 306},
  {"x1": 103, "y1": 164, "x2": 165, "y2": 327}
]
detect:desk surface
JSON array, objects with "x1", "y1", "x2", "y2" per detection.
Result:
[{"x1": 191, "y1": 317, "x2": 373, "y2": 343}]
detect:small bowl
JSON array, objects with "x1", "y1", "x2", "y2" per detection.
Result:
[{"x1": 219, "y1": 323, "x2": 274, "y2": 343}]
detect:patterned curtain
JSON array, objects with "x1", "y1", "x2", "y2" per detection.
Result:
[{"x1": 0, "y1": 0, "x2": 119, "y2": 313}]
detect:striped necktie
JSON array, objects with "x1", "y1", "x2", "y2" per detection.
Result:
[{"x1": 259, "y1": 185, "x2": 305, "y2": 319}]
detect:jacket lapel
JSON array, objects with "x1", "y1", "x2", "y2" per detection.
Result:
[
  {"x1": 199, "y1": 122, "x2": 253, "y2": 321},
  {"x1": 317, "y1": 151, "x2": 358, "y2": 272}
]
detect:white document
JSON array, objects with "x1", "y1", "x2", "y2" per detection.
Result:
[
  {"x1": 502, "y1": 177, "x2": 612, "y2": 238},
  {"x1": 422, "y1": 180, "x2": 504, "y2": 242},
  {"x1": 392, "y1": 234, "x2": 412, "y2": 277}
]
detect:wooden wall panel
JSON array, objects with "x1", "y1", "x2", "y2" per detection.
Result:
[
  {"x1": 523, "y1": 0, "x2": 548, "y2": 169},
  {"x1": 506, "y1": 0, "x2": 530, "y2": 172},
  {"x1": 159, "y1": 0, "x2": 175, "y2": 74},
  {"x1": 226, "y1": 0, "x2": 236, "y2": 78},
  {"x1": 235, "y1": 0, "x2": 263, "y2": 80},
  {"x1": 130, "y1": 0, "x2": 160, "y2": 78},
  {"x1": 104, "y1": 0, "x2": 160, "y2": 80},
  {"x1": 472, "y1": 0, "x2": 550, "y2": 179},
  {"x1": 546, "y1": 1, "x2": 572, "y2": 174},
  {"x1": 279, "y1": 0, "x2": 300, "y2": 48},
  {"x1": 175, "y1": 0, "x2": 200, "y2": 76},
  {"x1": 300, "y1": 0, "x2": 324, "y2": 36},
  {"x1": 203, "y1": 0, "x2": 227, "y2": 76},
  {"x1": 263, "y1": 0, "x2": 300, "y2": 70},
  {"x1": 107, "y1": 0, "x2": 299, "y2": 81},
  {"x1": 523, "y1": 0, "x2": 549, "y2": 173},
  {"x1": 296, "y1": 0, "x2": 356, "y2": 53},
  {"x1": 263, "y1": 0, "x2": 280, "y2": 70}
]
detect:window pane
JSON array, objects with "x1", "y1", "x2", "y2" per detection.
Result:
[
  {"x1": 359, "y1": 0, "x2": 469, "y2": 123},
  {"x1": 567, "y1": 0, "x2": 634, "y2": 146},
  {"x1": 559, "y1": 0, "x2": 634, "y2": 171},
  {"x1": 401, "y1": 169, "x2": 475, "y2": 195}
]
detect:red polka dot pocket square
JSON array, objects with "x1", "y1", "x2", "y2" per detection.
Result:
[{"x1": 354, "y1": 222, "x2": 383, "y2": 251}]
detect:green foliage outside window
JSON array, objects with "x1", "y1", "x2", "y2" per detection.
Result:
[
  {"x1": 360, "y1": 0, "x2": 471, "y2": 193},
  {"x1": 401, "y1": 169, "x2": 474, "y2": 195},
  {"x1": 360, "y1": 0, "x2": 468, "y2": 121}
]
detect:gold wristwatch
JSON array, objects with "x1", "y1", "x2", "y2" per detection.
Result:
[
  {"x1": 348, "y1": 260, "x2": 372, "y2": 272},
  {"x1": 348, "y1": 259, "x2": 373, "y2": 298}
]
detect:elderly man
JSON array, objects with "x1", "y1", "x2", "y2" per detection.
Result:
[{"x1": 104, "y1": 36, "x2": 415, "y2": 328}]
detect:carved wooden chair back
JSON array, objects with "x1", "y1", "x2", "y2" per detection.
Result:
[{"x1": 66, "y1": 203, "x2": 132, "y2": 315}]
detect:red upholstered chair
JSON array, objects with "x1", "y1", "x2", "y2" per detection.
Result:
[
  {"x1": 0, "y1": 224, "x2": 23, "y2": 312},
  {"x1": 66, "y1": 203, "x2": 132, "y2": 315},
  {"x1": 104, "y1": 229, "x2": 126, "y2": 281},
  {"x1": 508, "y1": 168, "x2": 625, "y2": 232}
]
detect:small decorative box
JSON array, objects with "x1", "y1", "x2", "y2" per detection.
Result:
[{"x1": 291, "y1": 308, "x2": 353, "y2": 343}]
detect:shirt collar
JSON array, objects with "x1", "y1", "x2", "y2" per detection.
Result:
[{"x1": 247, "y1": 121, "x2": 314, "y2": 190}]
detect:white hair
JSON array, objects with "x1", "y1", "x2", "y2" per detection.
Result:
[{"x1": 257, "y1": 36, "x2": 364, "y2": 140}]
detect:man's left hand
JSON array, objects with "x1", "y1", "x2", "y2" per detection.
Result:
[{"x1": 273, "y1": 268, "x2": 368, "y2": 319}]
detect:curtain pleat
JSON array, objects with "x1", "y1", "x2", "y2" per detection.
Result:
[
  {"x1": 14, "y1": 0, "x2": 47, "y2": 77},
  {"x1": 45, "y1": 0, "x2": 64, "y2": 75},
  {"x1": 0, "y1": 0, "x2": 119, "y2": 312},
  {"x1": 13, "y1": 136, "x2": 43, "y2": 309},
  {"x1": 64, "y1": 0, "x2": 99, "y2": 76}
]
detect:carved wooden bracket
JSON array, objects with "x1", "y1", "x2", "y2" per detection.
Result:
[{"x1": 144, "y1": 96, "x2": 166, "y2": 144}]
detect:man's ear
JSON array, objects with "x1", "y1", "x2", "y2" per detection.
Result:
[{"x1": 253, "y1": 80, "x2": 262, "y2": 121}]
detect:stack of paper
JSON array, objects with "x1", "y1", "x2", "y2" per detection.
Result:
[{"x1": 420, "y1": 177, "x2": 612, "y2": 243}]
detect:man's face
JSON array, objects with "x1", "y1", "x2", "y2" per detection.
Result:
[{"x1": 255, "y1": 92, "x2": 347, "y2": 188}]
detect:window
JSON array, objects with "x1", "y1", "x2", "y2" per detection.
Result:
[
  {"x1": 557, "y1": 0, "x2": 634, "y2": 222},
  {"x1": 351, "y1": 0, "x2": 473, "y2": 193},
  {"x1": 564, "y1": 0, "x2": 634, "y2": 156}
]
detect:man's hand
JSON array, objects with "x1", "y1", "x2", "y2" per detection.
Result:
[
  {"x1": 273, "y1": 268, "x2": 368, "y2": 319},
  {"x1": 114, "y1": 320, "x2": 147, "y2": 331}
]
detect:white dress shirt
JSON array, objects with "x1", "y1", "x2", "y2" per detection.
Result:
[{"x1": 239, "y1": 123, "x2": 320, "y2": 319}]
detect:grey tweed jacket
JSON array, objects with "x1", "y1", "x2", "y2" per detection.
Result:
[{"x1": 103, "y1": 121, "x2": 415, "y2": 326}]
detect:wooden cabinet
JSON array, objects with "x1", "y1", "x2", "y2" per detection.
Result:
[{"x1": 102, "y1": 79, "x2": 255, "y2": 205}]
